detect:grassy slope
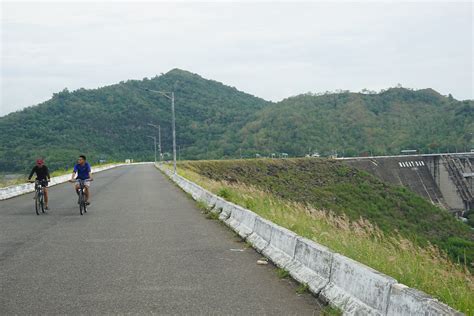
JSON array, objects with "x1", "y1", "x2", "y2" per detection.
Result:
[
  {"x1": 182, "y1": 158, "x2": 473, "y2": 264},
  {"x1": 170, "y1": 159, "x2": 474, "y2": 313}
]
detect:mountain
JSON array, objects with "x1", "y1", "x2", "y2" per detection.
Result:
[
  {"x1": 1, "y1": 69, "x2": 473, "y2": 172},
  {"x1": 238, "y1": 88, "x2": 473, "y2": 157},
  {"x1": 0, "y1": 69, "x2": 269, "y2": 171}
]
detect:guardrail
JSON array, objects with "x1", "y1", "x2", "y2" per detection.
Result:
[{"x1": 157, "y1": 164, "x2": 462, "y2": 316}]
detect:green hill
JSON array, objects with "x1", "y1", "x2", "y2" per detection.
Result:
[
  {"x1": 238, "y1": 89, "x2": 473, "y2": 157},
  {"x1": 0, "y1": 69, "x2": 268, "y2": 171},
  {"x1": 1, "y1": 69, "x2": 472, "y2": 173}
]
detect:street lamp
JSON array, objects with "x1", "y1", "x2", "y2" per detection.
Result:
[
  {"x1": 146, "y1": 89, "x2": 177, "y2": 174},
  {"x1": 147, "y1": 135, "x2": 157, "y2": 164},
  {"x1": 147, "y1": 123, "x2": 162, "y2": 162}
]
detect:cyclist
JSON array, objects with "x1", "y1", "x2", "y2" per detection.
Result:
[
  {"x1": 28, "y1": 159, "x2": 51, "y2": 210},
  {"x1": 70, "y1": 155, "x2": 93, "y2": 205}
]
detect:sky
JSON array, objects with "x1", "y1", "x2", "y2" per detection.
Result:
[{"x1": 1, "y1": 1, "x2": 473, "y2": 116}]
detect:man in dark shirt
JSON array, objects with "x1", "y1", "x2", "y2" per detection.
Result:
[{"x1": 28, "y1": 159, "x2": 51, "y2": 210}]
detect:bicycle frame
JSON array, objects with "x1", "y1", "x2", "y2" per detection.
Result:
[
  {"x1": 34, "y1": 180, "x2": 46, "y2": 215},
  {"x1": 76, "y1": 179, "x2": 89, "y2": 215}
]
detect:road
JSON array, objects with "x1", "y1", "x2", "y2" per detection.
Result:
[{"x1": 0, "y1": 164, "x2": 321, "y2": 315}]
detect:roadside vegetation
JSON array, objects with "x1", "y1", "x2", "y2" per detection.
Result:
[
  {"x1": 166, "y1": 159, "x2": 474, "y2": 313},
  {"x1": 0, "y1": 175, "x2": 25, "y2": 188}
]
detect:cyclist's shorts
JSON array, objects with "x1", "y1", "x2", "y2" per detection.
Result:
[
  {"x1": 37, "y1": 179, "x2": 49, "y2": 187},
  {"x1": 75, "y1": 179, "x2": 91, "y2": 187}
]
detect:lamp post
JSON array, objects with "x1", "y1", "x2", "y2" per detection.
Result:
[
  {"x1": 147, "y1": 123, "x2": 162, "y2": 162},
  {"x1": 146, "y1": 89, "x2": 177, "y2": 174},
  {"x1": 147, "y1": 135, "x2": 157, "y2": 164}
]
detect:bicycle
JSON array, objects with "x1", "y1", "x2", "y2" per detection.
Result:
[
  {"x1": 30, "y1": 180, "x2": 46, "y2": 215},
  {"x1": 70, "y1": 179, "x2": 92, "y2": 215}
]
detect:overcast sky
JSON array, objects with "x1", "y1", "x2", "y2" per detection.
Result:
[{"x1": 1, "y1": 1, "x2": 472, "y2": 116}]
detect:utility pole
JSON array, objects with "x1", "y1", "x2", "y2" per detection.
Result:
[
  {"x1": 148, "y1": 123, "x2": 162, "y2": 162},
  {"x1": 145, "y1": 89, "x2": 177, "y2": 174},
  {"x1": 158, "y1": 125, "x2": 162, "y2": 161},
  {"x1": 171, "y1": 92, "x2": 176, "y2": 172},
  {"x1": 147, "y1": 136, "x2": 157, "y2": 164}
]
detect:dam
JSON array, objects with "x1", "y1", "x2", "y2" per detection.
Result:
[{"x1": 339, "y1": 152, "x2": 474, "y2": 215}]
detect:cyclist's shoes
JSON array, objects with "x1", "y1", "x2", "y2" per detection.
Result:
[
  {"x1": 45, "y1": 206, "x2": 49, "y2": 210},
  {"x1": 85, "y1": 202, "x2": 90, "y2": 206}
]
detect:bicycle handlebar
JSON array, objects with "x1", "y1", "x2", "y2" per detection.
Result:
[{"x1": 69, "y1": 178, "x2": 94, "y2": 182}]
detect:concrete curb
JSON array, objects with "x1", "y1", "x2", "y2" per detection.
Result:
[
  {"x1": 287, "y1": 238, "x2": 333, "y2": 295},
  {"x1": 157, "y1": 164, "x2": 463, "y2": 316},
  {"x1": 0, "y1": 163, "x2": 150, "y2": 201},
  {"x1": 320, "y1": 253, "x2": 397, "y2": 315}
]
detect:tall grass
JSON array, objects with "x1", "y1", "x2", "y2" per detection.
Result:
[{"x1": 173, "y1": 165, "x2": 473, "y2": 314}]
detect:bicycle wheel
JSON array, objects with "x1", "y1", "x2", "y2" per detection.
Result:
[
  {"x1": 39, "y1": 192, "x2": 45, "y2": 214},
  {"x1": 35, "y1": 191, "x2": 40, "y2": 215},
  {"x1": 79, "y1": 191, "x2": 84, "y2": 215}
]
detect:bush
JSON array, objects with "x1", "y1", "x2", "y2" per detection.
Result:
[{"x1": 217, "y1": 187, "x2": 231, "y2": 199}]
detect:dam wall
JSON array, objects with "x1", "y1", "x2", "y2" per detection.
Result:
[{"x1": 340, "y1": 153, "x2": 474, "y2": 214}]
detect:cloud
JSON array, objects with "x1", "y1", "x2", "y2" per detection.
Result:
[{"x1": 1, "y1": 1, "x2": 472, "y2": 116}]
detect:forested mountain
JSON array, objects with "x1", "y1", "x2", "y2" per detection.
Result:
[
  {"x1": 239, "y1": 88, "x2": 473, "y2": 157},
  {"x1": 0, "y1": 69, "x2": 269, "y2": 171},
  {"x1": 1, "y1": 69, "x2": 472, "y2": 172}
]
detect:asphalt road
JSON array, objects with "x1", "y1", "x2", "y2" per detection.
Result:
[{"x1": 0, "y1": 164, "x2": 322, "y2": 315}]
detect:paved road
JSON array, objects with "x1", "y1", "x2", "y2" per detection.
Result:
[{"x1": 0, "y1": 164, "x2": 321, "y2": 315}]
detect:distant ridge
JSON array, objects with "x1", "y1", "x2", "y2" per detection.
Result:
[{"x1": 1, "y1": 69, "x2": 472, "y2": 172}]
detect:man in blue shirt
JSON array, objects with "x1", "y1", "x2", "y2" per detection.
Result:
[{"x1": 70, "y1": 155, "x2": 93, "y2": 205}]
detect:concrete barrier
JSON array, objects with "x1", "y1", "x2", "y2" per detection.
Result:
[
  {"x1": 247, "y1": 217, "x2": 273, "y2": 253},
  {"x1": 262, "y1": 224, "x2": 298, "y2": 269},
  {"x1": 203, "y1": 191, "x2": 216, "y2": 208},
  {"x1": 218, "y1": 201, "x2": 234, "y2": 221},
  {"x1": 224, "y1": 204, "x2": 257, "y2": 238},
  {"x1": 212, "y1": 197, "x2": 227, "y2": 215},
  {"x1": 386, "y1": 284, "x2": 462, "y2": 316},
  {"x1": 156, "y1": 164, "x2": 463, "y2": 316},
  {"x1": 320, "y1": 253, "x2": 397, "y2": 315},
  {"x1": 286, "y1": 238, "x2": 333, "y2": 295}
]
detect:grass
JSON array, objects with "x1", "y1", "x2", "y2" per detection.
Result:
[
  {"x1": 296, "y1": 283, "x2": 310, "y2": 294},
  {"x1": 206, "y1": 212, "x2": 219, "y2": 220},
  {"x1": 170, "y1": 160, "x2": 474, "y2": 314},
  {"x1": 196, "y1": 200, "x2": 210, "y2": 212},
  {"x1": 276, "y1": 268, "x2": 290, "y2": 279},
  {"x1": 321, "y1": 305, "x2": 343, "y2": 316},
  {"x1": 195, "y1": 200, "x2": 219, "y2": 220},
  {"x1": 180, "y1": 159, "x2": 474, "y2": 266}
]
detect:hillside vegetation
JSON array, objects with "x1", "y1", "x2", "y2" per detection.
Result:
[
  {"x1": 1, "y1": 69, "x2": 473, "y2": 173},
  {"x1": 180, "y1": 158, "x2": 474, "y2": 264},
  {"x1": 240, "y1": 89, "x2": 473, "y2": 157},
  {"x1": 0, "y1": 69, "x2": 268, "y2": 172},
  {"x1": 171, "y1": 159, "x2": 473, "y2": 313}
]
